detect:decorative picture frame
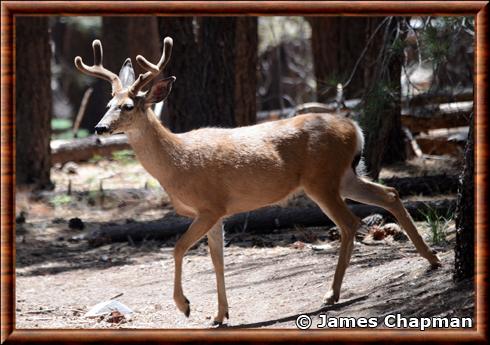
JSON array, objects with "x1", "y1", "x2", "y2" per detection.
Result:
[{"x1": 1, "y1": 1, "x2": 487, "y2": 343}]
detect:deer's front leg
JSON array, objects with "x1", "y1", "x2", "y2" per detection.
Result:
[
  {"x1": 173, "y1": 213, "x2": 220, "y2": 317},
  {"x1": 207, "y1": 221, "x2": 229, "y2": 325}
]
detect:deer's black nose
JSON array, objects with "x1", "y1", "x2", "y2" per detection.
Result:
[{"x1": 95, "y1": 125, "x2": 109, "y2": 135}]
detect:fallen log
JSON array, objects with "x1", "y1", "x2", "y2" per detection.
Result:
[
  {"x1": 51, "y1": 134, "x2": 130, "y2": 164},
  {"x1": 404, "y1": 88, "x2": 473, "y2": 108},
  {"x1": 87, "y1": 198, "x2": 456, "y2": 246},
  {"x1": 380, "y1": 174, "x2": 459, "y2": 197},
  {"x1": 401, "y1": 101, "x2": 472, "y2": 132}
]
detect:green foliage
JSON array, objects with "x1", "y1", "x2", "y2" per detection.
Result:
[
  {"x1": 390, "y1": 35, "x2": 406, "y2": 57},
  {"x1": 52, "y1": 129, "x2": 90, "y2": 140},
  {"x1": 112, "y1": 150, "x2": 136, "y2": 165},
  {"x1": 51, "y1": 118, "x2": 72, "y2": 131},
  {"x1": 419, "y1": 206, "x2": 452, "y2": 245},
  {"x1": 419, "y1": 16, "x2": 474, "y2": 66},
  {"x1": 49, "y1": 194, "x2": 72, "y2": 207},
  {"x1": 360, "y1": 81, "x2": 398, "y2": 128},
  {"x1": 88, "y1": 189, "x2": 104, "y2": 200},
  {"x1": 420, "y1": 25, "x2": 450, "y2": 65},
  {"x1": 89, "y1": 154, "x2": 103, "y2": 164},
  {"x1": 51, "y1": 118, "x2": 90, "y2": 139}
]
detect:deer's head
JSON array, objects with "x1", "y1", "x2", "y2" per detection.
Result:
[{"x1": 74, "y1": 37, "x2": 175, "y2": 136}]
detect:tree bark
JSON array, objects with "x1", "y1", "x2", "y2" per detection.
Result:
[
  {"x1": 159, "y1": 17, "x2": 257, "y2": 132},
  {"x1": 454, "y1": 113, "x2": 474, "y2": 281},
  {"x1": 360, "y1": 17, "x2": 406, "y2": 179},
  {"x1": 158, "y1": 17, "x2": 201, "y2": 132},
  {"x1": 233, "y1": 17, "x2": 258, "y2": 127},
  {"x1": 16, "y1": 17, "x2": 52, "y2": 188},
  {"x1": 198, "y1": 17, "x2": 238, "y2": 128},
  {"x1": 309, "y1": 17, "x2": 368, "y2": 102}
]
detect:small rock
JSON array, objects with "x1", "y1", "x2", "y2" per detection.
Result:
[
  {"x1": 362, "y1": 214, "x2": 385, "y2": 227},
  {"x1": 62, "y1": 162, "x2": 79, "y2": 174},
  {"x1": 69, "y1": 217, "x2": 84, "y2": 230},
  {"x1": 382, "y1": 223, "x2": 401, "y2": 236},
  {"x1": 68, "y1": 234, "x2": 85, "y2": 242},
  {"x1": 326, "y1": 227, "x2": 340, "y2": 241},
  {"x1": 52, "y1": 217, "x2": 65, "y2": 224},
  {"x1": 16, "y1": 211, "x2": 27, "y2": 224},
  {"x1": 291, "y1": 240, "x2": 305, "y2": 250},
  {"x1": 57, "y1": 236, "x2": 65, "y2": 241},
  {"x1": 311, "y1": 243, "x2": 335, "y2": 252}
]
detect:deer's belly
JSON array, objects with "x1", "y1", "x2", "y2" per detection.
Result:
[{"x1": 223, "y1": 180, "x2": 300, "y2": 215}]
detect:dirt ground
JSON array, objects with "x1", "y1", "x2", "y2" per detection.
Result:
[{"x1": 15, "y1": 155, "x2": 474, "y2": 329}]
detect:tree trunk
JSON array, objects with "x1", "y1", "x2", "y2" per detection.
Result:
[
  {"x1": 233, "y1": 17, "x2": 258, "y2": 127},
  {"x1": 158, "y1": 17, "x2": 201, "y2": 132},
  {"x1": 309, "y1": 17, "x2": 368, "y2": 102},
  {"x1": 454, "y1": 113, "x2": 474, "y2": 281},
  {"x1": 380, "y1": 18, "x2": 406, "y2": 165},
  {"x1": 16, "y1": 17, "x2": 52, "y2": 188},
  {"x1": 196, "y1": 17, "x2": 238, "y2": 128},
  {"x1": 159, "y1": 17, "x2": 257, "y2": 132},
  {"x1": 360, "y1": 17, "x2": 406, "y2": 179}
]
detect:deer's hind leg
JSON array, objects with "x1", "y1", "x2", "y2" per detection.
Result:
[
  {"x1": 304, "y1": 183, "x2": 362, "y2": 305},
  {"x1": 340, "y1": 169, "x2": 441, "y2": 267}
]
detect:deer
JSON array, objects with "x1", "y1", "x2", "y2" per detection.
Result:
[{"x1": 75, "y1": 37, "x2": 441, "y2": 326}]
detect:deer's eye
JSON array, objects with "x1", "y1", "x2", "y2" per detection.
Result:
[{"x1": 121, "y1": 104, "x2": 134, "y2": 112}]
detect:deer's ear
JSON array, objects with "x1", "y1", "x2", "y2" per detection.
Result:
[
  {"x1": 145, "y1": 76, "x2": 176, "y2": 105},
  {"x1": 119, "y1": 58, "x2": 135, "y2": 88}
]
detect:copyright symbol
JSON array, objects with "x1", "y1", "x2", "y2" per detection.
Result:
[{"x1": 296, "y1": 314, "x2": 312, "y2": 330}]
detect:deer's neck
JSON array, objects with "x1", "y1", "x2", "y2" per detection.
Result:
[{"x1": 125, "y1": 108, "x2": 181, "y2": 183}]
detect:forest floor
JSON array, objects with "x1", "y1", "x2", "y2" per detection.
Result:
[{"x1": 15, "y1": 155, "x2": 474, "y2": 329}]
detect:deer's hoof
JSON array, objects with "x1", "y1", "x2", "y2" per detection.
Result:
[
  {"x1": 211, "y1": 309, "x2": 229, "y2": 326},
  {"x1": 211, "y1": 320, "x2": 224, "y2": 328},
  {"x1": 429, "y1": 253, "x2": 442, "y2": 268},
  {"x1": 322, "y1": 290, "x2": 339, "y2": 306},
  {"x1": 175, "y1": 296, "x2": 191, "y2": 317},
  {"x1": 430, "y1": 261, "x2": 442, "y2": 269}
]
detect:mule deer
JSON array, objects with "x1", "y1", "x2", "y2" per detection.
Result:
[{"x1": 75, "y1": 37, "x2": 441, "y2": 325}]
